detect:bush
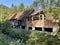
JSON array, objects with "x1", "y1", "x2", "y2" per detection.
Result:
[
  {"x1": 27, "y1": 31, "x2": 47, "y2": 45},
  {"x1": 9, "y1": 41, "x2": 26, "y2": 45},
  {"x1": 0, "y1": 33, "x2": 9, "y2": 45},
  {"x1": 6, "y1": 28, "x2": 31, "y2": 43},
  {"x1": 0, "y1": 32, "x2": 27, "y2": 45},
  {"x1": 27, "y1": 31, "x2": 60, "y2": 45},
  {"x1": 1, "y1": 21, "x2": 11, "y2": 34}
]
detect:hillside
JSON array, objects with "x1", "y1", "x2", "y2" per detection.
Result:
[{"x1": 0, "y1": 0, "x2": 60, "y2": 45}]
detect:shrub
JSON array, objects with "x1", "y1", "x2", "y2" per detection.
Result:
[{"x1": 7, "y1": 29, "x2": 31, "y2": 43}]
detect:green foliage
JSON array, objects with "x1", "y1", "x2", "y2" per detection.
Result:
[
  {"x1": 27, "y1": 31, "x2": 60, "y2": 45},
  {"x1": 2, "y1": 28, "x2": 31, "y2": 43},
  {"x1": 18, "y1": 3, "x2": 24, "y2": 12},
  {"x1": 0, "y1": 0, "x2": 60, "y2": 45},
  {"x1": 9, "y1": 41, "x2": 26, "y2": 45},
  {"x1": 0, "y1": 32, "x2": 27, "y2": 45},
  {"x1": 1, "y1": 21, "x2": 11, "y2": 34},
  {"x1": 0, "y1": 33, "x2": 9, "y2": 45}
]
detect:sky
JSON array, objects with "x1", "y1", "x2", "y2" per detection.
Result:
[{"x1": 0, "y1": 0, "x2": 34, "y2": 8}]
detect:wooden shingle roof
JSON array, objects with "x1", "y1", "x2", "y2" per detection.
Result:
[{"x1": 10, "y1": 9, "x2": 44, "y2": 20}]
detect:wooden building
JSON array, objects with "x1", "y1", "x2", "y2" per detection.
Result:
[{"x1": 9, "y1": 9, "x2": 59, "y2": 35}]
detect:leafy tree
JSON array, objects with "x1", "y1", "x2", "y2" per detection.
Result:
[
  {"x1": 18, "y1": 3, "x2": 25, "y2": 12},
  {"x1": 39, "y1": 0, "x2": 45, "y2": 9}
]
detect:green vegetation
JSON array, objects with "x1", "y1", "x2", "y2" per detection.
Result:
[
  {"x1": 0, "y1": 33, "x2": 26, "y2": 45},
  {"x1": 0, "y1": 29, "x2": 60, "y2": 45},
  {"x1": 0, "y1": 0, "x2": 60, "y2": 45}
]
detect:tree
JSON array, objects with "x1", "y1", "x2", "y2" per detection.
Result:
[
  {"x1": 49, "y1": 0, "x2": 55, "y2": 12},
  {"x1": 10, "y1": 4, "x2": 18, "y2": 14},
  {"x1": 32, "y1": 0, "x2": 38, "y2": 9},
  {"x1": 11, "y1": 4, "x2": 15, "y2": 14},
  {"x1": 45, "y1": 0, "x2": 48, "y2": 7},
  {"x1": 18, "y1": 3, "x2": 24, "y2": 12},
  {"x1": 13, "y1": 6, "x2": 18, "y2": 13},
  {"x1": 39, "y1": 0, "x2": 45, "y2": 9},
  {"x1": 55, "y1": 0, "x2": 60, "y2": 7}
]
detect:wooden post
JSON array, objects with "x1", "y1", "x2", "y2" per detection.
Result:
[
  {"x1": 20, "y1": 26, "x2": 21, "y2": 29},
  {"x1": 32, "y1": 16, "x2": 35, "y2": 30},
  {"x1": 32, "y1": 27, "x2": 35, "y2": 30},
  {"x1": 32, "y1": 16, "x2": 33, "y2": 21},
  {"x1": 39, "y1": 12, "x2": 41, "y2": 20},
  {"x1": 42, "y1": 14, "x2": 44, "y2": 32},
  {"x1": 26, "y1": 19, "x2": 28, "y2": 30},
  {"x1": 39, "y1": 15, "x2": 40, "y2": 20}
]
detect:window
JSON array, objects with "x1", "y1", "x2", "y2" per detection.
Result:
[
  {"x1": 28, "y1": 17, "x2": 32, "y2": 21},
  {"x1": 40, "y1": 15, "x2": 42, "y2": 20},
  {"x1": 21, "y1": 26, "x2": 25, "y2": 29},
  {"x1": 33, "y1": 15, "x2": 39, "y2": 21},
  {"x1": 18, "y1": 20, "x2": 21, "y2": 25},
  {"x1": 29, "y1": 27, "x2": 32, "y2": 30},
  {"x1": 35, "y1": 27, "x2": 42, "y2": 31},
  {"x1": 40, "y1": 15, "x2": 42, "y2": 17},
  {"x1": 44, "y1": 28, "x2": 53, "y2": 32}
]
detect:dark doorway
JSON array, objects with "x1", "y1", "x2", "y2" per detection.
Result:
[
  {"x1": 21, "y1": 26, "x2": 25, "y2": 29},
  {"x1": 44, "y1": 28, "x2": 53, "y2": 32},
  {"x1": 18, "y1": 20, "x2": 21, "y2": 28},
  {"x1": 35, "y1": 27, "x2": 42, "y2": 31},
  {"x1": 29, "y1": 27, "x2": 32, "y2": 30}
]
